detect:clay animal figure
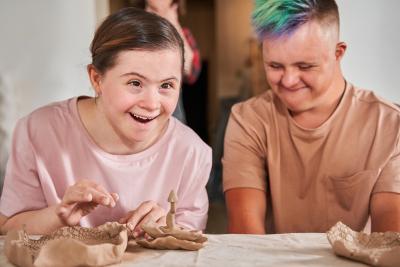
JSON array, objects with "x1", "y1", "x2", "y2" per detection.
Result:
[{"x1": 136, "y1": 190, "x2": 209, "y2": 250}]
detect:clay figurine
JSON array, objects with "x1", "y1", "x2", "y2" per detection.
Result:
[
  {"x1": 136, "y1": 190, "x2": 209, "y2": 250},
  {"x1": 327, "y1": 221, "x2": 400, "y2": 267}
]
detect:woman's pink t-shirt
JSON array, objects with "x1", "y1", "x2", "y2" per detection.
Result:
[{"x1": 0, "y1": 97, "x2": 211, "y2": 230}]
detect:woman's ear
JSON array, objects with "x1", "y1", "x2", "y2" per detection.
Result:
[{"x1": 87, "y1": 65, "x2": 102, "y2": 95}]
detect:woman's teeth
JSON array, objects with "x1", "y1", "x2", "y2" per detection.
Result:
[{"x1": 131, "y1": 113, "x2": 156, "y2": 123}]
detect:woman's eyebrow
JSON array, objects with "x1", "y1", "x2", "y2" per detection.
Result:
[
  {"x1": 160, "y1": 76, "x2": 179, "y2": 82},
  {"x1": 120, "y1": 72, "x2": 148, "y2": 80},
  {"x1": 120, "y1": 72, "x2": 179, "y2": 82}
]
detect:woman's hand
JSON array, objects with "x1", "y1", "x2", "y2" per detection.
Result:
[
  {"x1": 118, "y1": 200, "x2": 166, "y2": 238},
  {"x1": 55, "y1": 179, "x2": 119, "y2": 227}
]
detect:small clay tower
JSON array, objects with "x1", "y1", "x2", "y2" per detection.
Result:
[{"x1": 166, "y1": 190, "x2": 180, "y2": 230}]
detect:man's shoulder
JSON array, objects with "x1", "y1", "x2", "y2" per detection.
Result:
[
  {"x1": 231, "y1": 90, "x2": 276, "y2": 115},
  {"x1": 350, "y1": 86, "x2": 400, "y2": 116}
]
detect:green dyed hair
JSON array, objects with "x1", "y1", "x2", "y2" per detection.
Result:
[{"x1": 252, "y1": 0, "x2": 339, "y2": 41}]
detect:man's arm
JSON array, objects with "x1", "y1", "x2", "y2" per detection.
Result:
[
  {"x1": 370, "y1": 192, "x2": 400, "y2": 233},
  {"x1": 225, "y1": 188, "x2": 266, "y2": 234}
]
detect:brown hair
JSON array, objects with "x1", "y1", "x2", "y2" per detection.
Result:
[{"x1": 89, "y1": 7, "x2": 185, "y2": 76}]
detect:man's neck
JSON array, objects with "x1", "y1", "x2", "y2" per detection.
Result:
[{"x1": 290, "y1": 78, "x2": 346, "y2": 129}]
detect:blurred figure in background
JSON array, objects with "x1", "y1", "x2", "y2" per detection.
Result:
[{"x1": 129, "y1": 0, "x2": 202, "y2": 124}]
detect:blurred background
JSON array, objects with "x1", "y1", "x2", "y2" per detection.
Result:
[{"x1": 1, "y1": 0, "x2": 400, "y2": 234}]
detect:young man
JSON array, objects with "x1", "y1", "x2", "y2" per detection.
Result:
[{"x1": 223, "y1": 0, "x2": 400, "y2": 234}]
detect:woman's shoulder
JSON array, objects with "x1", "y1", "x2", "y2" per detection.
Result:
[
  {"x1": 21, "y1": 98, "x2": 75, "y2": 125},
  {"x1": 16, "y1": 97, "x2": 81, "y2": 141},
  {"x1": 169, "y1": 118, "x2": 211, "y2": 157}
]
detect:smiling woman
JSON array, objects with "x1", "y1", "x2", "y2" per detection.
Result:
[{"x1": 0, "y1": 7, "x2": 211, "y2": 238}]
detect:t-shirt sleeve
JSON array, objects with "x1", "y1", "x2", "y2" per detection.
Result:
[
  {"x1": 0, "y1": 118, "x2": 47, "y2": 217},
  {"x1": 372, "y1": 134, "x2": 400, "y2": 194},
  {"x1": 222, "y1": 103, "x2": 268, "y2": 193},
  {"x1": 175, "y1": 146, "x2": 211, "y2": 231}
]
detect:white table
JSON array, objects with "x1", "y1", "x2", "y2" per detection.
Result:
[{"x1": 0, "y1": 233, "x2": 368, "y2": 266}]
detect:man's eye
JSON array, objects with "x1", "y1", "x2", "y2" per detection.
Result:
[
  {"x1": 161, "y1": 83, "x2": 172, "y2": 89},
  {"x1": 299, "y1": 66, "x2": 312, "y2": 70},
  {"x1": 269, "y1": 65, "x2": 280, "y2": 69},
  {"x1": 129, "y1": 81, "x2": 141, "y2": 87}
]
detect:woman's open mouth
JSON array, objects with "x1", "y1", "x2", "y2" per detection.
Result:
[{"x1": 130, "y1": 113, "x2": 159, "y2": 123}]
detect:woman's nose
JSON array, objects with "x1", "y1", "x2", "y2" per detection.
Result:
[{"x1": 139, "y1": 88, "x2": 161, "y2": 111}]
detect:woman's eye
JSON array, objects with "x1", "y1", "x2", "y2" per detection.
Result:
[
  {"x1": 161, "y1": 83, "x2": 172, "y2": 89},
  {"x1": 129, "y1": 81, "x2": 141, "y2": 87}
]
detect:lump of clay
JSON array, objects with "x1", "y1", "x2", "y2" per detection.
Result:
[
  {"x1": 4, "y1": 222, "x2": 132, "y2": 267},
  {"x1": 136, "y1": 190, "x2": 209, "y2": 251},
  {"x1": 327, "y1": 221, "x2": 400, "y2": 267}
]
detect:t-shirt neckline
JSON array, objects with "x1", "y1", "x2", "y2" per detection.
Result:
[
  {"x1": 68, "y1": 96, "x2": 176, "y2": 162},
  {"x1": 279, "y1": 82, "x2": 352, "y2": 138}
]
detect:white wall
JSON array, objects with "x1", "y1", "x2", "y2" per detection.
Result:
[
  {"x1": 0, "y1": 0, "x2": 109, "y2": 192},
  {"x1": 337, "y1": 0, "x2": 400, "y2": 103}
]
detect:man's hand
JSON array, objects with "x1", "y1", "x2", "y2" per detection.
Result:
[
  {"x1": 55, "y1": 179, "x2": 119, "y2": 227},
  {"x1": 118, "y1": 200, "x2": 166, "y2": 238},
  {"x1": 370, "y1": 192, "x2": 400, "y2": 233},
  {"x1": 225, "y1": 188, "x2": 267, "y2": 234}
]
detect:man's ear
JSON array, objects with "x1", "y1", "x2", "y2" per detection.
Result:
[
  {"x1": 335, "y1": 42, "x2": 347, "y2": 62},
  {"x1": 87, "y1": 65, "x2": 102, "y2": 95}
]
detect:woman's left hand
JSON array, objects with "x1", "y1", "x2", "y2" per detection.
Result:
[{"x1": 118, "y1": 200, "x2": 166, "y2": 238}]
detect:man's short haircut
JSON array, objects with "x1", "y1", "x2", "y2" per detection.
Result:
[{"x1": 252, "y1": 0, "x2": 339, "y2": 42}]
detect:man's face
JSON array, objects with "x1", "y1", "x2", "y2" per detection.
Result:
[{"x1": 262, "y1": 21, "x2": 340, "y2": 114}]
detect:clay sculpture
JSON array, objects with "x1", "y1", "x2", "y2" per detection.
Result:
[
  {"x1": 327, "y1": 221, "x2": 400, "y2": 267},
  {"x1": 4, "y1": 222, "x2": 132, "y2": 267},
  {"x1": 136, "y1": 190, "x2": 209, "y2": 250}
]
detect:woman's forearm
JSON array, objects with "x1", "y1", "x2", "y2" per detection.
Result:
[{"x1": 1, "y1": 205, "x2": 66, "y2": 235}]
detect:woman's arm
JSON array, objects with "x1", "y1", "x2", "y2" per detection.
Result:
[
  {"x1": 1, "y1": 206, "x2": 66, "y2": 235},
  {"x1": 1, "y1": 179, "x2": 118, "y2": 235}
]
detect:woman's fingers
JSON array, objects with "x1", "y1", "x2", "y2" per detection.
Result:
[
  {"x1": 64, "y1": 180, "x2": 117, "y2": 208},
  {"x1": 118, "y1": 210, "x2": 134, "y2": 224},
  {"x1": 125, "y1": 201, "x2": 166, "y2": 237}
]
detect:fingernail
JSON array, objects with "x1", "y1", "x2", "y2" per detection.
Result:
[
  {"x1": 133, "y1": 231, "x2": 138, "y2": 238},
  {"x1": 127, "y1": 222, "x2": 134, "y2": 231},
  {"x1": 109, "y1": 201, "x2": 115, "y2": 208},
  {"x1": 101, "y1": 197, "x2": 108, "y2": 204}
]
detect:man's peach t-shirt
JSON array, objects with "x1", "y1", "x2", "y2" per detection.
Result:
[
  {"x1": 0, "y1": 97, "x2": 211, "y2": 230},
  {"x1": 222, "y1": 83, "x2": 400, "y2": 233}
]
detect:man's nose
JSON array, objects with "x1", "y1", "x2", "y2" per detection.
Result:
[
  {"x1": 139, "y1": 88, "x2": 161, "y2": 111},
  {"x1": 281, "y1": 68, "x2": 300, "y2": 89}
]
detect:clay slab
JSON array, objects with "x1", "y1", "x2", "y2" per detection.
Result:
[
  {"x1": 4, "y1": 222, "x2": 132, "y2": 267},
  {"x1": 326, "y1": 221, "x2": 400, "y2": 267}
]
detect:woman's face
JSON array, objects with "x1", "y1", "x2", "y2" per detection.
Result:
[{"x1": 97, "y1": 49, "x2": 181, "y2": 145}]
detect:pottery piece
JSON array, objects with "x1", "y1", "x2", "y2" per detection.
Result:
[
  {"x1": 4, "y1": 222, "x2": 132, "y2": 267},
  {"x1": 326, "y1": 221, "x2": 400, "y2": 267},
  {"x1": 137, "y1": 189, "x2": 209, "y2": 250}
]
